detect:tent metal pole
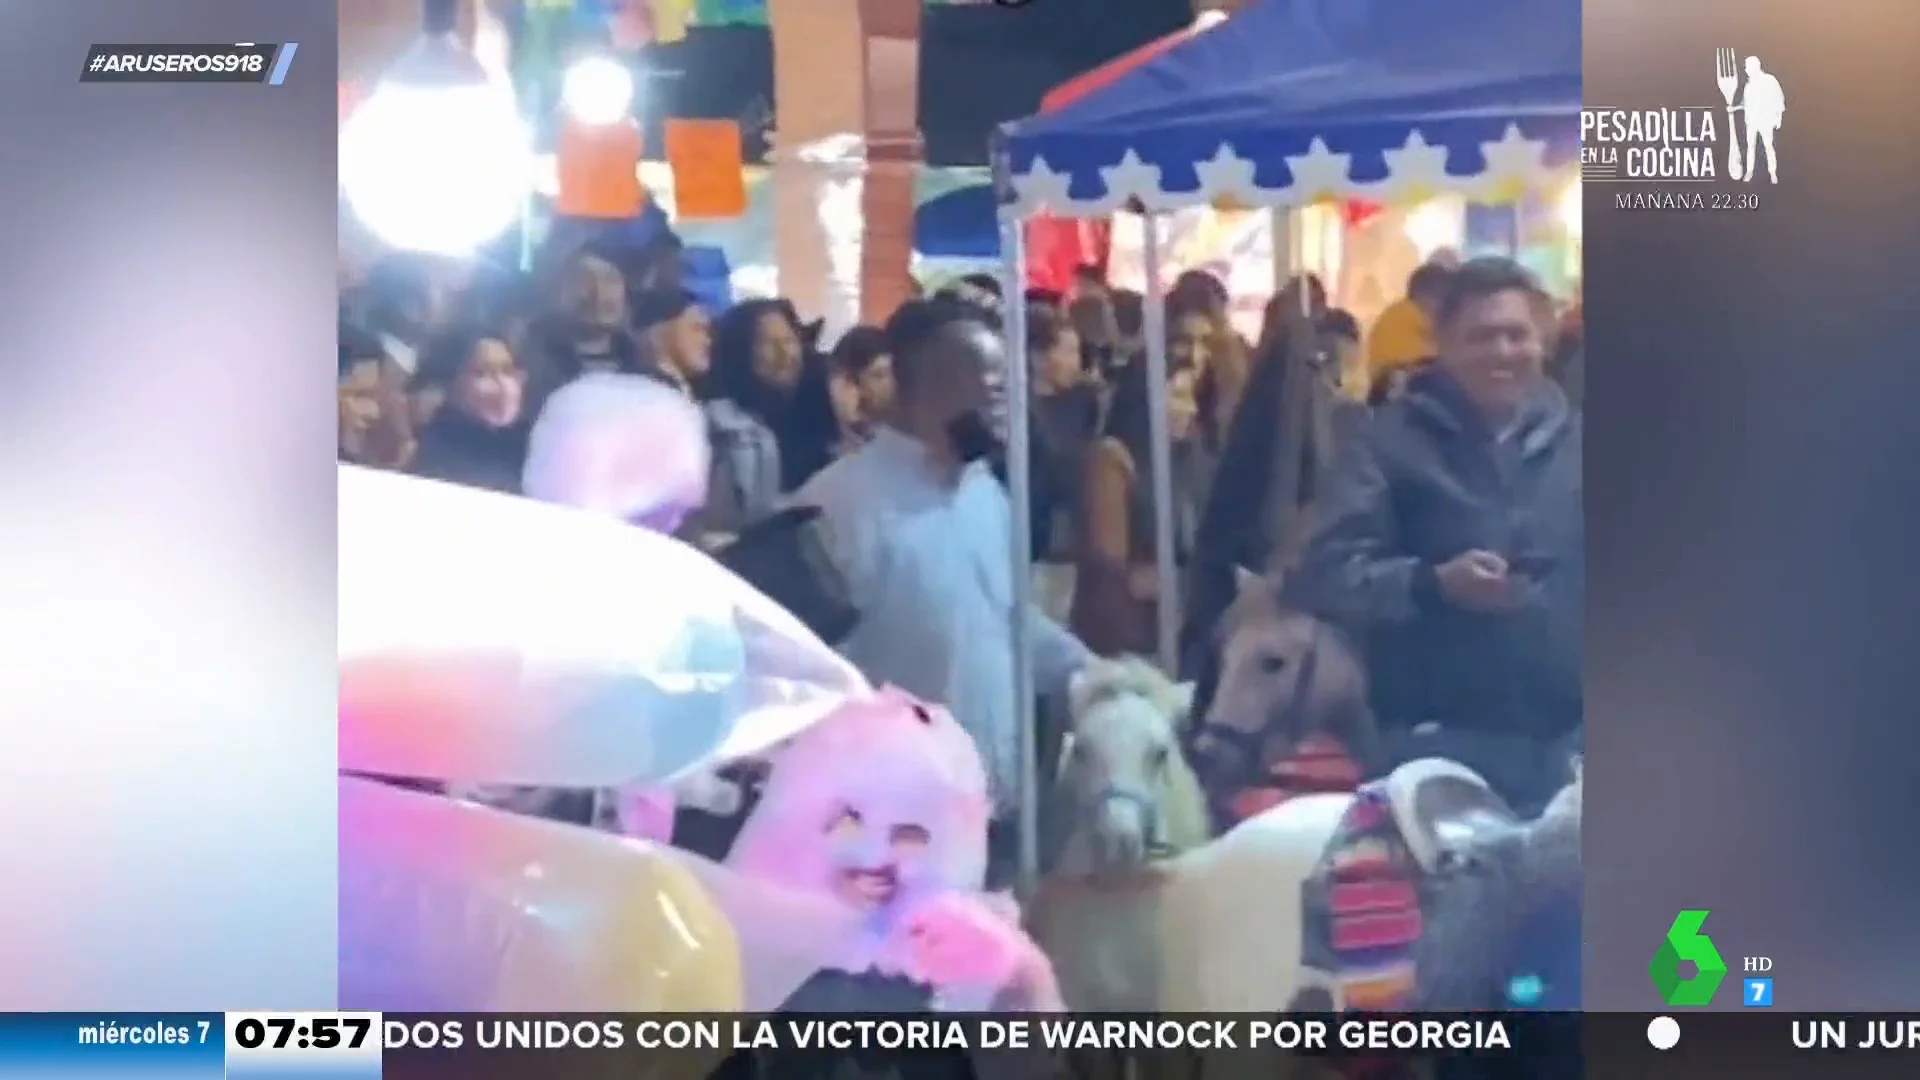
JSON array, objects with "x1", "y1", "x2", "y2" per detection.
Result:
[
  {"x1": 999, "y1": 216, "x2": 1041, "y2": 897},
  {"x1": 1140, "y1": 212, "x2": 1179, "y2": 674}
]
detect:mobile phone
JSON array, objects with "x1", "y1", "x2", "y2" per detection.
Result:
[{"x1": 1509, "y1": 553, "x2": 1557, "y2": 577}]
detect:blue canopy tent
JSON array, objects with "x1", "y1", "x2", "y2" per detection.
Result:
[
  {"x1": 992, "y1": 0, "x2": 1580, "y2": 216},
  {"x1": 986, "y1": 0, "x2": 1582, "y2": 893},
  {"x1": 913, "y1": 184, "x2": 999, "y2": 260}
]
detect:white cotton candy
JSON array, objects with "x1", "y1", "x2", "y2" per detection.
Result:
[{"x1": 521, "y1": 373, "x2": 710, "y2": 521}]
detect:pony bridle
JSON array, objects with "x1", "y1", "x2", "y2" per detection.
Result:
[
  {"x1": 1083, "y1": 783, "x2": 1177, "y2": 861},
  {"x1": 1194, "y1": 629, "x2": 1323, "y2": 792}
]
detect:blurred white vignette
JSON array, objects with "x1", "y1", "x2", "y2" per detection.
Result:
[{"x1": 0, "y1": 0, "x2": 337, "y2": 1008}]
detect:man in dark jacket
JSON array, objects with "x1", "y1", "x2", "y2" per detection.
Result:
[
  {"x1": 1294, "y1": 258, "x2": 1581, "y2": 812},
  {"x1": 521, "y1": 250, "x2": 651, "y2": 413}
]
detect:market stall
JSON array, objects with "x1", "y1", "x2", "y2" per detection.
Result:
[{"x1": 990, "y1": 0, "x2": 1579, "y2": 889}]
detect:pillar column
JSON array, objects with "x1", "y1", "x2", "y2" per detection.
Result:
[{"x1": 767, "y1": 0, "x2": 922, "y2": 342}]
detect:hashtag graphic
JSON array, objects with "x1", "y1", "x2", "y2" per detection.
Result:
[{"x1": 89, "y1": 53, "x2": 104, "y2": 72}]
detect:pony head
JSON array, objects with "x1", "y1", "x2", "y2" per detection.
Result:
[
  {"x1": 521, "y1": 372, "x2": 709, "y2": 528},
  {"x1": 727, "y1": 686, "x2": 990, "y2": 908}
]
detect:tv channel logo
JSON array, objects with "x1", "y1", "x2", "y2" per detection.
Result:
[
  {"x1": 1742, "y1": 955, "x2": 1775, "y2": 1006},
  {"x1": 1649, "y1": 910, "x2": 1727, "y2": 1006}
]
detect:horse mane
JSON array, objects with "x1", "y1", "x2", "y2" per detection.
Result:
[
  {"x1": 1072, "y1": 656, "x2": 1189, "y2": 724},
  {"x1": 1069, "y1": 657, "x2": 1212, "y2": 854}
]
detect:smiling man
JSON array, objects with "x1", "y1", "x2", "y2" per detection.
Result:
[{"x1": 1293, "y1": 258, "x2": 1582, "y2": 814}]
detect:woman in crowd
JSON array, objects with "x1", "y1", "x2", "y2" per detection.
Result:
[
  {"x1": 1070, "y1": 359, "x2": 1209, "y2": 657},
  {"x1": 1108, "y1": 288, "x2": 1144, "y2": 373},
  {"x1": 1066, "y1": 268, "x2": 1122, "y2": 378},
  {"x1": 1026, "y1": 304, "x2": 1103, "y2": 623},
  {"x1": 1178, "y1": 303, "x2": 1354, "y2": 688},
  {"x1": 1165, "y1": 295, "x2": 1244, "y2": 459},
  {"x1": 1169, "y1": 274, "x2": 1251, "y2": 436},
  {"x1": 821, "y1": 325, "x2": 893, "y2": 461},
  {"x1": 701, "y1": 298, "x2": 814, "y2": 529},
  {"x1": 1026, "y1": 305, "x2": 1100, "y2": 551},
  {"x1": 408, "y1": 324, "x2": 530, "y2": 494}
]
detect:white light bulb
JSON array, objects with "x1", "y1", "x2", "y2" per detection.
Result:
[
  {"x1": 562, "y1": 57, "x2": 635, "y2": 127},
  {"x1": 340, "y1": 79, "x2": 530, "y2": 258},
  {"x1": 1559, "y1": 180, "x2": 1582, "y2": 240},
  {"x1": 1403, "y1": 200, "x2": 1459, "y2": 258}
]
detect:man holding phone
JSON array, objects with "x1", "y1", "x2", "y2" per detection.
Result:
[{"x1": 1294, "y1": 259, "x2": 1582, "y2": 812}]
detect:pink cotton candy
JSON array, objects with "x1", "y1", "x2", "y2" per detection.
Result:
[
  {"x1": 898, "y1": 892, "x2": 1023, "y2": 988},
  {"x1": 887, "y1": 891, "x2": 1063, "y2": 1012},
  {"x1": 728, "y1": 686, "x2": 991, "y2": 895}
]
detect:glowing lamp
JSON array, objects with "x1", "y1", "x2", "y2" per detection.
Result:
[
  {"x1": 562, "y1": 57, "x2": 636, "y2": 127},
  {"x1": 1403, "y1": 199, "x2": 1460, "y2": 259},
  {"x1": 338, "y1": 1, "x2": 531, "y2": 258},
  {"x1": 1559, "y1": 180, "x2": 1582, "y2": 240}
]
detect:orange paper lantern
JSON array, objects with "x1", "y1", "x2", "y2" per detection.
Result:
[
  {"x1": 555, "y1": 118, "x2": 645, "y2": 220},
  {"x1": 664, "y1": 120, "x2": 747, "y2": 220}
]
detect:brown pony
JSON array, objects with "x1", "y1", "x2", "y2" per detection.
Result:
[{"x1": 1188, "y1": 567, "x2": 1375, "y2": 824}]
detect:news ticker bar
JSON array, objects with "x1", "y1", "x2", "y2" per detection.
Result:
[
  {"x1": 79, "y1": 44, "x2": 299, "y2": 85},
  {"x1": 4, "y1": 1013, "x2": 1920, "y2": 1078}
]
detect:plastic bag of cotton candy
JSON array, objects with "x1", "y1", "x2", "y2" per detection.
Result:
[
  {"x1": 339, "y1": 464, "x2": 873, "y2": 1008},
  {"x1": 339, "y1": 463, "x2": 868, "y2": 788},
  {"x1": 515, "y1": 374, "x2": 735, "y2": 833}
]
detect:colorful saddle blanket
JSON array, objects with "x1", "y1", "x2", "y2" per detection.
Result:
[
  {"x1": 1298, "y1": 781, "x2": 1423, "y2": 1012},
  {"x1": 1223, "y1": 734, "x2": 1361, "y2": 825}
]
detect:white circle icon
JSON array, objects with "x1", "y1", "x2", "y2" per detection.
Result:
[{"x1": 1647, "y1": 1016, "x2": 1681, "y2": 1050}]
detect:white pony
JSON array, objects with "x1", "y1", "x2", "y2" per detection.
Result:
[
  {"x1": 1032, "y1": 652, "x2": 1577, "y2": 1013},
  {"x1": 1029, "y1": 652, "x2": 1358, "y2": 1013}
]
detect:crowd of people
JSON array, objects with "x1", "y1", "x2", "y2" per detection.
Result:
[{"x1": 338, "y1": 235, "x2": 1587, "y2": 866}]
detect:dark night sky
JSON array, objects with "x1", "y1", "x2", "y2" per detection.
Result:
[{"x1": 632, "y1": 0, "x2": 1195, "y2": 165}]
